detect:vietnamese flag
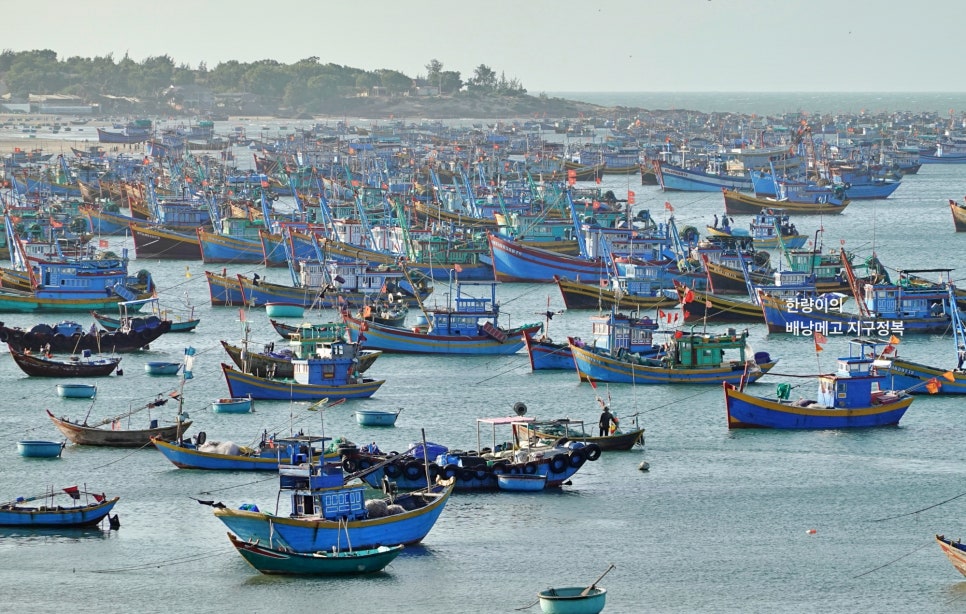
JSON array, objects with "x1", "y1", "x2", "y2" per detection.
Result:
[{"x1": 627, "y1": 190, "x2": 636, "y2": 205}]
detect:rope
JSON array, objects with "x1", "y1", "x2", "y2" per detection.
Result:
[
  {"x1": 851, "y1": 539, "x2": 933, "y2": 578},
  {"x1": 198, "y1": 474, "x2": 278, "y2": 495},
  {"x1": 89, "y1": 549, "x2": 234, "y2": 573},
  {"x1": 872, "y1": 490, "x2": 966, "y2": 522}
]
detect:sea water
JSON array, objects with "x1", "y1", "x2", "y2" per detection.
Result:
[{"x1": 3, "y1": 95, "x2": 966, "y2": 613}]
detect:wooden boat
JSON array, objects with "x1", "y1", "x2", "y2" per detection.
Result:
[
  {"x1": 670, "y1": 280, "x2": 764, "y2": 323},
  {"x1": 722, "y1": 187, "x2": 849, "y2": 215},
  {"x1": 524, "y1": 331, "x2": 575, "y2": 371},
  {"x1": 488, "y1": 232, "x2": 609, "y2": 284},
  {"x1": 212, "y1": 454, "x2": 454, "y2": 552},
  {"x1": 264, "y1": 303, "x2": 305, "y2": 318},
  {"x1": 354, "y1": 409, "x2": 400, "y2": 426},
  {"x1": 211, "y1": 397, "x2": 254, "y2": 414},
  {"x1": 129, "y1": 223, "x2": 201, "y2": 260},
  {"x1": 0, "y1": 487, "x2": 119, "y2": 528},
  {"x1": 950, "y1": 199, "x2": 966, "y2": 232},
  {"x1": 0, "y1": 318, "x2": 172, "y2": 353},
  {"x1": 724, "y1": 339, "x2": 914, "y2": 429},
  {"x1": 347, "y1": 417, "x2": 602, "y2": 492},
  {"x1": 553, "y1": 275, "x2": 679, "y2": 312},
  {"x1": 153, "y1": 433, "x2": 334, "y2": 471},
  {"x1": 269, "y1": 319, "x2": 347, "y2": 341},
  {"x1": 145, "y1": 361, "x2": 182, "y2": 376},
  {"x1": 9, "y1": 348, "x2": 120, "y2": 377},
  {"x1": 220, "y1": 339, "x2": 382, "y2": 378},
  {"x1": 205, "y1": 269, "x2": 246, "y2": 306},
  {"x1": 221, "y1": 363, "x2": 384, "y2": 401},
  {"x1": 653, "y1": 159, "x2": 753, "y2": 192},
  {"x1": 227, "y1": 532, "x2": 404, "y2": 575},
  {"x1": 497, "y1": 473, "x2": 547, "y2": 492},
  {"x1": 537, "y1": 587, "x2": 606, "y2": 614},
  {"x1": 17, "y1": 440, "x2": 65, "y2": 458},
  {"x1": 92, "y1": 297, "x2": 200, "y2": 333},
  {"x1": 343, "y1": 280, "x2": 541, "y2": 355},
  {"x1": 46, "y1": 394, "x2": 192, "y2": 447},
  {"x1": 936, "y1": 535, "x2": 966, "y2": 577},
  {"x1": 512, "y1": 418, "x2": 645, "y2": 451},
  {"x1": 56, "y1": 383, "x2": 97, "y2": 398}
]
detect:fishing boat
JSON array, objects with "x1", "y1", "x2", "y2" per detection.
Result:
[
  {"x1": 9, "y1": 348, "x2": 121, "y2": 377},
  {"x1": 553, "y1": 273, "x2": 681, "y2": 312},
  {"x1": 343, "y1": 280, "x2": 541, "y2": 355},
  {"x1": 354, "y1": 409, "x2": 400, "y2": 426},
  {"x1": 92, "y1": 297, "x2": 200, "y2": 333},
  {"x1": 653, "y1": 159, "x2": 753, "y2": 192},
  {"x1": 512, "y1": 417, "x2": 645, "y2": 451},
  {"x1": 211, "y1": 396, "x2": 254, "y2": 414},
  {"x1": 950, "y1": 199, "x2": 966, "y2": 232},
  {"x1": 153, "y1": 432, "x2": 334, "y2": 471},
  {"x1": 722, "y1": 188, "x2": 849, "y2": 215},
  {"x1": 488, "y1": 232, "x2": 609, "y2": 284},
  {"x1": 17, "y1": 440, "x2": 65, "y2": 458},
  {"x1": 46, "y1": 393, "x2": 192, "y2": 447},
  {"x1": 268, "y1": 319, "x2": 347, "y2": 341},
  {"x1": 707, "y1": 209, "x2": 809, "y2": 249},
  {"x1": 344, "y1": 414, "x2": 602, "y2": 492},
  {"x1": 211, "y1": 453, "x2": 454, "y2": 552},
  {"x1": 227, "y1": 532, "x2": 404, "y2": 575},
  {"x1": 936, "y1": 535, "x2": 966, "y2": 577},
  {"x1": 523, "y1": 330, "x2": 575, "y2": 371},
  {"x1": 669, "y1": 280, "x2": 764, "y2": 323},
  {"x1": 220, "y1": 336, "x2": 381, "y2": 379},
  {"x1": 220, "y1": 340, "x2": 384, "y2": 401},
  {"x1": 724, "y1": 338, "x2": 914, "y2": 429},
  {"x1": 0, "y1": 487, "x2": 119, "y2": 528},
  {"x1": 56, "y1": 383, "x2": 97, "y2": 398},
  {"x1": 0, "y1": 317, "x2": 172, "y2": 353},
  {"x1": 205, "y1": 269, "x2": 246, "y2": 306},
  {"x1": 145, "y1": 361, "x2": 182, "y2": 376},
  {"x1": 497, "y1": 474, "x2": 547, "y2": 492},
  {"x1": 128, "y1": 223, "x2": 201, "y2": 260}
]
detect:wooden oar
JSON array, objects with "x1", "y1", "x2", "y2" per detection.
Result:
[{"x1": 580, "y1": 564, "x2": 615, "y2": 596}]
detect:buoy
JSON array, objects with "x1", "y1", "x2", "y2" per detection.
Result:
[
  {"x1": 638, "y1": 461, "x2": 650, "y2": 471},
  {"x1": 805, "y1": 529, "x2": 817, "y2": 535}
]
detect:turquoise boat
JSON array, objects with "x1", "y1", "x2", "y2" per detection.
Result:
[
  {"x1": 145, "y1": 361, "x2": 182, "y2": 376},
  {"x1": 153, "y1": 434, "x2": 333, "y2": 471},
  {"x1": 211, "y1": 396, "x2": 253, "y2": 414},
  {"x1": 56, "y1": 383, "x2": 97, "y2": 398},
  {"x1": 496, "y1": 473, "x2": 547, "y2": 492},
  {"x1": 354, "y1": 409, "x2": 400, "y2": 426},
  {"x1": 213, "y1": 455, "x2": 454, "y2": 552},
  {"x1": 17, "y1": 440, "x2": 65, "y2": 458},
  {"x1": 264, "y1": 303, "x2": 304, "y2": 318},
  {"x1": 537, "y1": 587, "x2": 606, "y2": 614},
  {"x1": 227, "y1": 532, "x2": 403, "y2": 575}
]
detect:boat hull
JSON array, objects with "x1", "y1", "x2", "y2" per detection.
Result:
[
  {"x1": 937, "y1": 535, "x2": 966, "y2": 577},
  {"x1": 570, "y1": 343, "x2": 777, "y2": 385},
  {"x1": 759, "y1": 293, "x2": 952, "y2": 335},
  {"x1": 152, "y1": 439, "x2": 318, "y2": 470},
  {"x1": 205, "y1": 271, "x2": 246, "y2": 306},
  {"x1": 723, "y1": 189, "x2": 849, "y2": 215},
  {"x1": 354, "y1": 410, "x2": 399, "y2": 426},
  {"x1": 537, "y1": 587, "x2": 606, "y2": 614},
  {"x1": 880, "y1": 358, "x2": 966, "y2": 394},
  {"x1": 221, "y1": 364, "x2": 384, "y2": 400},
  {"x1": 554, "y1": 275, "x2": 678, "y2": 311},
  {"x1": 56, "y1": 383, "x2": 98, "y2": 398},
  {"x1": 488, "y1": 233, "x2": 608, "y2": 284},
  {"x1": 17, "y1": 440, "x2": 64, "y2": 457},
  {"x1": 47, "y1": 410, "x2": 192, "y2": 447},
  {"x1": 724, "y1": 383, "x2": 912, "y2": 429},
  {"x1": 524, "y1": 334, "x2": 575, "y2": 371},
  {"x1": 344, "y1": 315, "x2": 537, "y2": 355},
  {"x1": 129, "y1": 224, "x2": 201, "y2": 260},
  {"x1": 0, "y1": 498, "x2": 119, "y2": 528},
  {"x1": 228, "y1": 533, "x2": 403, "y2": 575}
]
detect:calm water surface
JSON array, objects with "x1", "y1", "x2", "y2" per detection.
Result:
[{"x1": 4, "y1": 113, "x2": 966, "y2": 613}]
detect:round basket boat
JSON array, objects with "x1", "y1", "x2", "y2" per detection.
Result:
[
  {"x1": 145, "y1": 361, "x2": 182, "y2": 376},
  {"x1": 17, "y1": 440, "x2": 65, "y2": 458},
  {"x1": 265, "y1": 302, "x2": 305, "y2": 318},
  {"x1": 354, "y1": 409, "x2": 400, "y2": 426},
  {"x1": 212, "y1": 397, "x2": 254, "y2": 414},
  {"x1": 537, "y1": 586, "x2": 606, "y2": 614},
  {"x1": 56, "y1": 383, "x2": 97, "y2": 398}
]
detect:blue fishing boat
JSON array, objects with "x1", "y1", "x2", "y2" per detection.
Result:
[
  {"x1": 212, "y1": 454, "x2": 454, "y2": 552},
  {"x1": 153, "y1": 433, "x2": 335, "y2": 471},
  {"x1": 79, "y1": 204, "x2": 141, "y2": 235},
  {"x1": 17, "y1": 440, "x2": 65, "y2": 458},
  {"x1": 488, "y1": 232, "x2": 609, "y2": 284},
  {"x1": 569, "y1": 318, "x2": 777, "y2": 385},
  {"x1": 724, "y1": 338, "x2": 915, "y2": 429},
  {"x1": 653, "y1": 159, "x2": 753, "y2": 192},
  {"x1": 759, "y1": 264, "x2": 954, "y2": 335},
  {"x1": 205, "y1": 270, "x2": 246, "y2": 306},
  {"x1": 92, "y1": 297, "x2": 200, "y2": 333},
  {"x1": 343, "y1": 280, "x2": 541, "y2": 355},
  {"x1": 227, "y1": 532, "x2": 404, "y2": 575},
  {"x1": 0, "y1": 487, "x2": 119, "y2": 527},
  {"x1": 524, "y1": 331, "x2": 575, "y2": 371},
  {"x1": 220, "y1": 340, "x2": 384, "y2": 400}
]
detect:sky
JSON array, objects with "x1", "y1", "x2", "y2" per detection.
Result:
[{"x1": 5, "y1": 0, "x2": 966, "y2": 93}]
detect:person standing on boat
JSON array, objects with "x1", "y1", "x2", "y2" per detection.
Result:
[{"x1": 598, "y1": 404, "x2": 618, "y2": 436}]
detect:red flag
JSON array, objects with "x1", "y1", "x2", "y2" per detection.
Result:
[
  {"x1": 454, "y1": 263, "x2": 463, "y2": 273},
  {"x1": 93, "y1": 493, "x2": 105, "y2": 503},
  {"x1": 658, "y1": 310, "x2": 666, "y2": 319},
  {"x1": 683, "y1": 289, "x2": 695, "y2": 303},
  {"x1": 63, "y1": 486, "x2": 80, "y2": 500},
  {"x1": 889, "y1": 335, "x2": 901, "y2": 345},
  {"x1": 674, "y1": 330, "x2": 683, "y2": 339},
  {"x1": 926, "y1": 378, "x2": 941, "y2": 394},
  {"x1": 595, "y1": 175, "x2": 601, "y2": 185},
  {"x1": 943, "y1": 371, "x2": 957, "y2": 382},
  {"x1": 881, "y1": 345, "x2": 895, "y2": 354},
  {"x1": 49, "y1": 217, "x2": 64, "y2": 228},
  {"x1": 813, "y1": 331, "x2": 828, "y2": 345},
  {"x1": 665, "y1": 201, "x2": 674, "y2": 212},
  {"x1": 814, "y1": 343, "x2": 824, "y2": 352},
  {"x1": 260, "y1": 180, "x2": 269, "y2": 188},
  {"x1": 98, "y1": 239, "x2": 109, "y2": 248},
  {"x1": 627, "y1": 190, "x2": 636, "y2": 205},
  {"x1": 359, "y1": 321, "x2": 369, "y2": 332}
]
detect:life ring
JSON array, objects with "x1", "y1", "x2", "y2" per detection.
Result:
[
  {"x1": 584, "y1": 444, "x2": 602, "y2": 462},
  {"x1": 491, "y1": 461, "x2": 509, "y2": 476},
  {"x1": 458, "y1": 468, "x2": 475, "y2": 482},
  {"x1": 441, "y1": 464, "x2": 458, "y2": 480},
  {"x1": 474, "y1": 468, "x2": 489, "y2": 481},
  {"x1": 509, "y1": 465, "x2": 523, "y2": 475},
  {"x1": 523, "y1": 461, "x2": 539, "y2": 475},
  {"x1": 384, "y1": 461, "x2": 402, "y2": 478},
  {"x1": 568, "y1": 448, "x2": 587, "y2": 468},
  {"x1": 403, "y1": 462, "x2": 423, "y2": 480},
  {"x1": 428, "y1": 465, "x2": 440, "y2": 481},
  {"x1": 342, "y1": 458, "x2": 358, "y2": 472},
  {"x1": 550, "y1": 455, "x2": 568, "y2": 473}
]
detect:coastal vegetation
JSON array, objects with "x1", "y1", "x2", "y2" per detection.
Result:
[{"x1": 0, "y1": 50, "x2": 601, "y2": 118}]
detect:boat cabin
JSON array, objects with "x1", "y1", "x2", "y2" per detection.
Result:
[
  {"x1": 815, "y1": 339, "x2": 892, "y2": 409},
  {"x1": 668, "y1": 327, "x2": 753, "y2": 369},
  {"x1": 861, "y1": 269, "x2": 952, "y2": 319},
  {"x1": 292, "y1": 341, "x2": 363, "y2": 386},
  {"x1": 588, "y1": 310, "x2": 659, "y2": 354},
  {"x1": 279, "y1": 459, "x2": 368, "y2": 521},
  {"x1": 426, "y1": 280, "x2": 505, "y2": 335}
]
